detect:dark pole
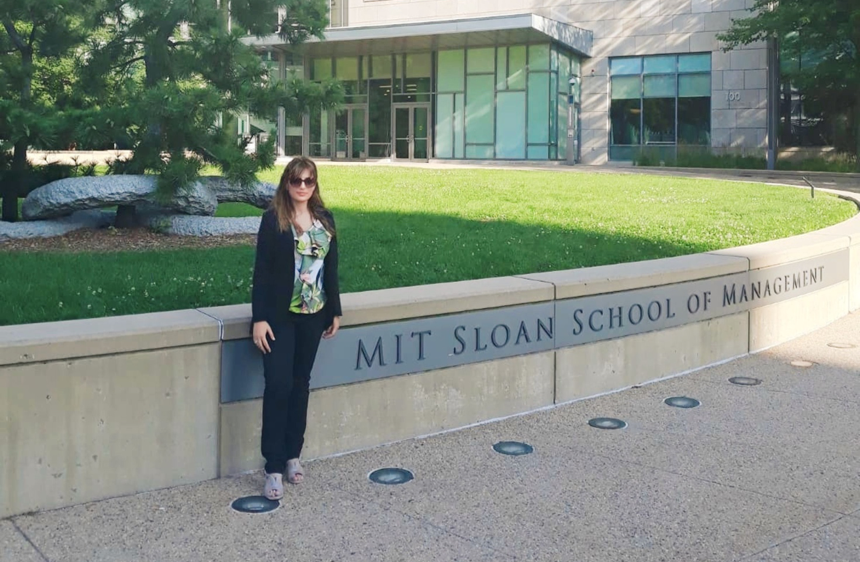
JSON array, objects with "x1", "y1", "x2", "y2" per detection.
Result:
[{"x1": 765, "y1": 4, "x2": 780, "y2": 171}]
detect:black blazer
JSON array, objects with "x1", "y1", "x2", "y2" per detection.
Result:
[{"x1": 251, "y1": 208, "x2": 342, "y2": 327}]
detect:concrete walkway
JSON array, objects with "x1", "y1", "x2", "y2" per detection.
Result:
[
  {"x1": 3, "y1": 312, "x2": 859, "y2": 562},
  {"x1": 301, "y1": 158, "x2": 860, "y2": 194}
]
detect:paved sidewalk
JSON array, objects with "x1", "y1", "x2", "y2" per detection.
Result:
[
  {"x1": 3, "y1": 312, "x2": 860, "y2": 562},
  {"x1": 301, "y1": 158, "x2": 860, "y2": 194}
]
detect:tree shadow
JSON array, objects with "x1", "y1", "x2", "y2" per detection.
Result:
[{"x1": 332, "y1": 208, "x2": 708, "y2": 294}]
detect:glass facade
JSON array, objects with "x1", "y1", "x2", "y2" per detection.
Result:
[
  {"x1": 609, "y1": 53, "x2": 712, "y2": 161},
  {"x1": 435, "y1": 44, "x2": 579, "y2": 161},
  {"x1": 303, "y1": 43, "x2": 581, "y2": 161}
]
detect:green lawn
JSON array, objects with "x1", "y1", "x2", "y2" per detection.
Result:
[{"x1": 1, "y1": 167, "x2": 856, "y2": 326}]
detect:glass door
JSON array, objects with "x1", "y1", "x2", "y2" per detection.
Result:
[
  {"x1": 351, "y1": 107, "x2": 366, "y2": 159},
  {"x1": 394, "y1": 106, "x2": 410, "y2": 159},
  {"x1": 413, "y1": 105, "x2": 428, "y2": 160},
  {"x1": 334, "y1": 106, "x2": 367, "y2": 161},
  {"x1": 393, "y1": 104, "x2": 430, "y2": 161}
]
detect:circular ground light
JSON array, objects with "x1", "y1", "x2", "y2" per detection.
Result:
[
  {"x1": 493, "y1": 441, "x2": 534, "y2": 456},
  {"x1": 790, "y1": 359, "x2": 815, "y2": 368},
  {"x1": 230, "y1": 496, "x2": 280, "y2": 514},
  {"x1": 729, "y1": 376, "x2": 762, "y2": 386},
  {"x1": 828, "y1": 342, "x2": 857, "y2": 349},
  {"x1": 664, "y1": 396, "x2": 701, "y2": 408},
  {"x1": 588, "y1": 417, "x2": 627, "y2": 430},
  {"x1": 368, "y1": 468, "x2": 414, "y2": 485}
]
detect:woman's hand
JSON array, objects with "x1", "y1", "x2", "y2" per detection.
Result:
[
  {"x1": 323, "y1": 316, "x2": 341, "y2": 339},
  {"x1": 252, "y1": 321, "x2": 275, "y2": 353}
]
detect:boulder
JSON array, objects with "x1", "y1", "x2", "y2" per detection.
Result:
[
  {"x1": 0, "y1": 210, "x2": 114, "y2": 242},
  {"x1": 139, "y1": 214, "x2": 262, "y2": 236},
  {"x1": 21, "y1": 175, "x2": 218, "y2": 220},
  {"x1": 198, "y1": 177, "x2": 276, "y2": 208}
]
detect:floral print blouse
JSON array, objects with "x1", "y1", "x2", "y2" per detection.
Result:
[{"x1": 289, "y1": 219, "x2": 332, "y2": 314}]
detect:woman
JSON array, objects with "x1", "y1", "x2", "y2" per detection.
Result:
[{"x1": 251, "y1": 156, "x2": 342, "y2": 501}]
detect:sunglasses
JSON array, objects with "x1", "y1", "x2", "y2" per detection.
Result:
[{"x1": 289, "y1": 177, "x2": 316, "y2": 188}]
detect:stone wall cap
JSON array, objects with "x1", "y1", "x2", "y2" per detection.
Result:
[
  {"x1": 519, "y1": 253, "x2": 748, "y2": 300},
  {"x1": 711, "y1": 233, "x2": 850, "y2": 270},
  {"x1": 0, "y1": 310, "x2": 220, "y2": 366},
  {"x1": 340, "y1": 276, "x2": 554, "y2": 326}
]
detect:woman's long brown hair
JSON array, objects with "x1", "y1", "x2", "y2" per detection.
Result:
[{"x1": 271, "y1": 156, "x2": 335, "y2": 235}]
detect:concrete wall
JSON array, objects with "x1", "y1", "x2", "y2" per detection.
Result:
[
  {"x1": 0, "y1": 312, "x2": 221, "y2": 518},
  {"x1": 2, "y1": 189, "x2": 858, "y2": 519},
  {"x1": 346, "y1": 0, "x2": 767, "y2": 164}
]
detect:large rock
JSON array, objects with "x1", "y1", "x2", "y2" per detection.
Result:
[
  {"x1": 21, "y1": 175, "x2": 218, "y2": 220},
  {"x1": 0, "y1": 210, "x2": 114, "y2": 242},
  {"x1": 139, "y1": 214, "x2": 262, "y2": 236},
  {"x1": 198, "y1": 177, "x2": 276, "y2": 208}
]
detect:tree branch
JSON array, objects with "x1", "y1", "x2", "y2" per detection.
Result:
[
  {"x1": 112, "y1": 54, "x2": 146, "y2": 72},
  {"x1": 27, "y1": 19, "x2": 37, "y2": 48},
  {"x1": 1, "y1": 20, "x2": 28, "y2": 52}
]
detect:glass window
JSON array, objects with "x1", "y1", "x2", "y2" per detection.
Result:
[
  {"x1": 610, "y1": 57, "x2": 642, "y2": 75},
  {"x1": 309, "y1": 106, "x2": 331, "y2": 157},
  {"x1": 550, "y1": 72, "x2": 558, "y2": 144},
  {"x1": 528, "y1": 44, "x2": 549, "y2": 70},
  {"x1": 285, "y1": 136, "x2": 302, "y2": 157},
  {"x1": 436, "y1": 93, "x2": 455, "y2": 158},
  {"x1": 679, "y1": 74, "x2": 710, "y2": 97},
  {"x1": 496, "y1": 47, "x2": 508, "y2": 90},
  {"x1": 405, "y1": 53, "x2": 432, "y2": 78},
  {"x1": 611, "y1": 76, "x2": 640, "y2": 99},
  {"x1": 508, "y1": 46, "x2": 527, "y2": 90},
  {"x1": 336, "y1": 57, "x2": 363, "y2": 96},
  {"x1": 467, "y1": 48, "x2": 494, "y2": 74},
  {"x1": 679, "y1": 53, "x2": 711, "y2": 73},
  {"x1": 437, "y1": 50, "x2": 465, "y2": 92},
  {"x1": 336, "y1": 57, "x2": 359, "y2": 81},
  {"x1": 466, "y1": 74, "x2": 494, "y2": 144},
  {"x1": 571, "y1": 56, "x2": 581, "y2": 78},
  {"x1": 368, "y1": 74, "x2": 391, "y2": 157},
  {"x1": 395, "y1": 55, "x2": 403, "y2": 89},
  {"x1": 371, "y1": 56, "x2": 392, "y2": 79},
  {"x1": 678, "y1": 97, "x2": 711, "y2": 145},
  {"x1": 527, "y1": 145, "x2": 549, "y2": 159},
  {"x1": 466, "y1": 145, "x2": 494, "y2": 158},
  {"x1": 402, "y1": 53, "x2": 431, "y2": 98},
  {"x1": 610, "y1": 99, "x2": 641, "y2": 145},
  {"x1": 644, "y1": 55, "x2": 675, "y2": 74},
  {"x1": 557, "y1": 94, "x2": 569, "y2": 156},
  {"x1": 559, "y1": 51, "x2": 571, "y2": 93},
  {"x1": 312, "y1": 58, "x2": 332, "y2": 80},
  {"x1": 454, "y1": 93, "x2": 465, "y2": 158},
  {"x1": 644, "y1": 75, "x2": 675, "y2": 98},
  {"x1": 643, "y1": 98, "x2": 676, "y2": 143},
  {"x1": 527, "y1": 72, "x2": 550, "y2": 144},
  {"x1": 496, "y1": 91, "x2": 526, "y2": 158}
]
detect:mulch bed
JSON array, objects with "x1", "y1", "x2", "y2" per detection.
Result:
[{"x1": 0, "y1": 227, "x2": 257, "y2": 253}]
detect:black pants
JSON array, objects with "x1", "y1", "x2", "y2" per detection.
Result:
[{"x1": 260, "y1": 310, "x2": 327, "y2": 475}]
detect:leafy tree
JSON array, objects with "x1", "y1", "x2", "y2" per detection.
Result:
[
  {"x1": 0, "y1": 0, "x2": 93, "y2": 222},
  {"x1": 81, "y1": 0, "x2": 343, "y2": 226},
  {"x1": 719, "y1": 0, "x2": 860, "y2": 169}
]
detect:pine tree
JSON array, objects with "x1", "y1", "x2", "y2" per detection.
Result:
[
  {"x1": 0, "y1": 1, "x2": 93, "y2": 222},
  {"x1": 80, "y1": 0, "x2": 343, "y2": 226}
]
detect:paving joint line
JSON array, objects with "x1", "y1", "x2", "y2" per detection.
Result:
[
  {"x1": 688, "y1": 375, "x2": 860, "y2": 405},
  {"x1": 325, "y1": 480, "x2": 521, "y2": 561},
  {"x1": 11, "y1": 519, "x2": 51, "y2": 562},
  {"x1": 565, "y1": 446, "x2": 851, "y2": 518},
  {"x1": 735, "y1": 513, "x2": 847, "y2": 561}
]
